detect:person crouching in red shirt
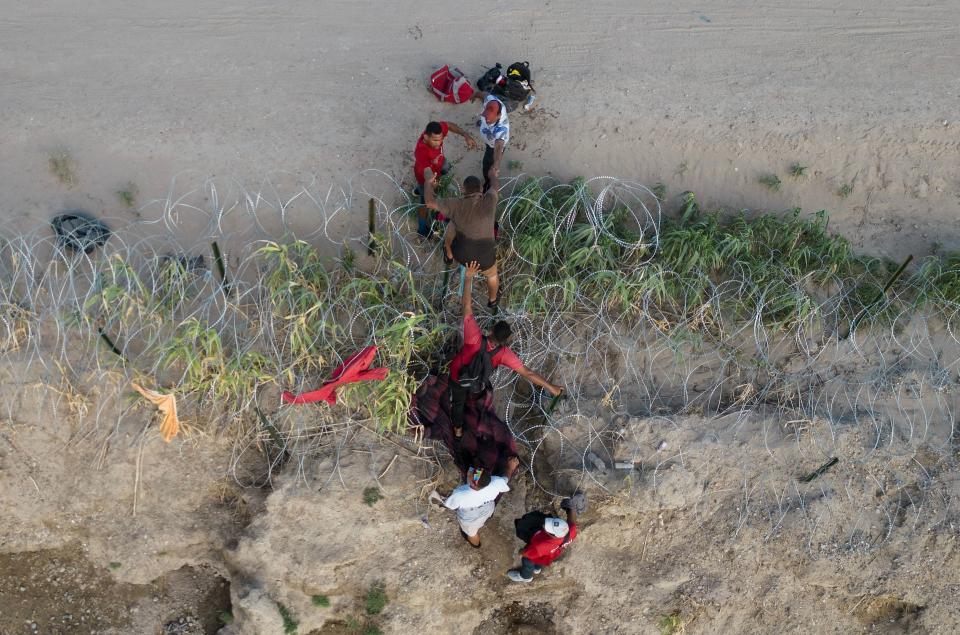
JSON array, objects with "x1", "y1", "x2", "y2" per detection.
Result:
[
  {"x1": 507, "y1": 504, "x2": 578, "y2": 583},
  {"x1": 414, "y1": 121, "x2": 477, "y2": 238}
]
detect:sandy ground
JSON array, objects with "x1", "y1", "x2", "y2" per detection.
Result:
[
  {"x1": 1, "y1": 1, "x2": 959, "y2": 253},
  {"x1": 3, "y1": 1, "x2": 960, "y2": 634}
]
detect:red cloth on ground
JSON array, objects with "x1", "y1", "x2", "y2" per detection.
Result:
[
  {"x1": 522, "y1": 524, "x2": 579, "y2": 566},
  {"x1": 449, "y1": 314, "x2": 523, "y2": 381},
  {"x1": 281, "y1": 346, "x2": 388, "y2": 405},
  {"x1": 413, "y1": 121, "x2": 449, "y2": 185}
]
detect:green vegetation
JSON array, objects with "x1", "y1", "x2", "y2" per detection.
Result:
[
  {"x1": 364, "y1": 581, "x2": 388, "y2": 615},
  {"x1": 277, "y1": 602, "x2": 298, "y2": 634},
  {"x1": 362, "y1": 487, "x2": 383, "y2": 507},
  {"x1": 48, "y1": 176, "x2": 960, "y2": 453},
  {"x1": 311, "y1": 594, "x2": 330, "y2": 607},
  {"x1": 507, "y1": 159, "x2": 523, "y2": 171},
  {"x1": 652, "y1": 182, "x2": 666, "y2": 201},
  {"x1": 218, "y1": 611, "x2": 234, "y2": 625},
  {"x1": 116, "y1": 182, "x2": 138, "y2": 208},
  {"x1": 108, "y1": 562, "x2": 122, "y2": 570},
  {"x1": 49, "y1": 150, "x2": 77, "y2": 185},
  {"x1": 659, "y1": 613, "x2": 685, "y2": 635},
  {"x1": 838, "y1": 182, "x2": 854, "y2": 198},
  {"x1": 789, "y1": 163, "x2": 807, "y2": 177},
  {"x1": 758, "y1": 173, "x2": 782, "y2": 191}
]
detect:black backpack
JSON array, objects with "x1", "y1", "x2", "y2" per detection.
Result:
[
  {"x1": 476, "y1": 63, "x2": 503, "y2": 93},
  {"x1": 505, "y1": 61, "x2": 532, "y2": 83},
  {"x1": 457, "y1": 336, "x2": 502, "y2": 393},
  {"x1": 477, "y1": 62, "x2": 534, "y2": 110}
]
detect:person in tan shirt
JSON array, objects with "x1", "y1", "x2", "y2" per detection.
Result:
[{"x1": 428, "y1": 167, "x2": 501, "y2": 309}]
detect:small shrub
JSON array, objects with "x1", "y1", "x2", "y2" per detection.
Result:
[
  {"x1": 364, "y1": 626, "x2": 383, "y2": 635},
  {"x1": 108, "y1": 562, "x2": 122, "y2": 570},
  {"x1": 311, "y1": 594, "x2": 330, "y2": 607},
  {"x1": 362, "y1": 487, "x2": 383, "y2": 507},
  {"x1": 364, "y1": 581, "x2": 388, "y2": 615},
  {"x1": 758, "y1": 173, "x2": 782, "y2": 191},
  {"x1": 218, "y1": 611, "x2": 234, "y2": 625},
  {"x1": 789, "y1": 163, "x2": 807, "y2": 177},
  {"x1": 116, "y1": 182, "x2": 138, "y2": 208},
  {"x1": 659, "y1": 613, "x2": 685, "y2": 635},
  {"x1": 49, "y1": 151, "x2": 77, "y2": 185},
  {"x1": 277, "y1": 602, "x2": 298, "y2": 634},
  {"x1": 652, "y1": 182, "x2": 666, "y2": 201},
  {"x1": 838, "y1": 182, "x2": 854, "y2": 198}
]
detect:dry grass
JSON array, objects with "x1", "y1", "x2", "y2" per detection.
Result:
[{"x1": 49, "y1": 151, "x2": 78, "y2": 185}]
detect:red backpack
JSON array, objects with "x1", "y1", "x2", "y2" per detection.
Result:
[{"x1": 429, "y1": 65, "x2": 474, "y2": 104}]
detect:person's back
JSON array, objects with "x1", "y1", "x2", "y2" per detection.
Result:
[
  {"x1": 524, "y1": 523, "x2": 578, "y2": 566},
  {"x1": 435, "y1": 176, "x2": 502, "y2": 307},
  {"x1": 443, "y1": 190, "x2": 497, "y2": 242}
]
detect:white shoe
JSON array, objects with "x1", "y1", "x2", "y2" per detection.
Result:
[
  {"x1": 533, "y1": 566, "x2": 542, "y2": 574},
  {"x1": 507, "y1": 570, "x2": 533, "y2": 583}
]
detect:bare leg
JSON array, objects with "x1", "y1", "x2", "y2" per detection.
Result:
[{"x1": 481, "y1": 264, "x2": 499, "y2": 303}]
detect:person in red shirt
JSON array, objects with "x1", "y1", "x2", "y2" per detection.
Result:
[
  {"x1": 507, "y1": 504, "x2": 579, "y2": 583},
  {"x1": 449, "y1": 261, "x2": 563, "y2": 438},
  {"x1": 414, "y1": 121, "x2": 477, "y2": 238}
]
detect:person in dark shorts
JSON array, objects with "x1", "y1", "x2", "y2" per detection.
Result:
[
  {"x1": 428, "y1": 167, "x2": 500, "y2": 308},
  {"x1": 413, "y1": 121, "x2": 477, "y2": 238}
]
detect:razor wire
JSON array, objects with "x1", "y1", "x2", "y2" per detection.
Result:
[{"x1": 1, "y1": 171, "x2": 959, "y2": 556}]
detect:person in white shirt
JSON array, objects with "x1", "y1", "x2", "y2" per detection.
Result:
[
  {"x1": 442, "y1": 457, "x2": 520, "y2": 547},
  {"x1": 477, "y1": 95, "x2": 510, "y2": 193}
]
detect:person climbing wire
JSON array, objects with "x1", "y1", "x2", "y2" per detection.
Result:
[
  {"x1": 476, "y1": 95, "x2": 509, "y2": 193},
  {"x1": 449, "y1": 261, "x2": 563, "y2": 439},
  {"x1": 426, "y1": 167, "x2": 500, "y2": 309},
  {"x1": 414, "y1": 121, "x2": 478, "y2": 238},
  {"x1": 439, "y1": 456, "x2": 520, "y2": 547},
  {"x1": 506, "y1": 493, "x2": 586, "y2": 582}
]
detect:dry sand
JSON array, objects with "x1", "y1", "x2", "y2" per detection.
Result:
[
  {"x1": 2, "y1": 1, "x2": 958, "y2": 252},
  {"x1": 2, "y1": 1, "x2": 960, "y2": 634}
]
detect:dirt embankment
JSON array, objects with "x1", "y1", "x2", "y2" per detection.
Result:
[{"x1": 2, "y1": 336, "x2": 959, "y2": 634}]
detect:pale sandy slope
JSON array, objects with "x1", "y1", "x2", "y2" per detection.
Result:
[{"x1": 1, "y1": 0, "x2": 958, "y2": 257}]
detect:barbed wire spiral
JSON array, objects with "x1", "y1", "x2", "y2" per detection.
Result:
[{"x1": 2, "y1": 170, "x2": 958, "y2": 556}]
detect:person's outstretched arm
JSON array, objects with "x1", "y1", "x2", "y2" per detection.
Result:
[
  {"x1": 486, "y1": 166, "x2": 500, "y2": 196},
  {"x1": 461, "y1": 260, "x2": 481, "y2": 318},
  {"x1": 516, "y1": 365, "x2": 563, "y2": 397},
  {"x1": 446, "y1": 122, "x2": 478, "y2": 150},
  {"x1": 423, "y1": 167, "x2": 437, "y2": 206},
  {"x1": 491, "y1": 139, "x2": 506, "y2": 176}
]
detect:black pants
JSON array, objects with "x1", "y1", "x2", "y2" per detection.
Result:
[
  {"x1": 482, "y1": 145, "x2": 499, "y2": 193},
  {"x1": 450, "y1": 381, "x2": 487, "y2": 429},
  {"x1": 450, "y1": 381, "x2": 470, "y2": 431}
]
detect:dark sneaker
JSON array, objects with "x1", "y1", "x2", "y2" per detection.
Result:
[{"x1": 487, "y1": 287, "x2": 503, "y2": 311}]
